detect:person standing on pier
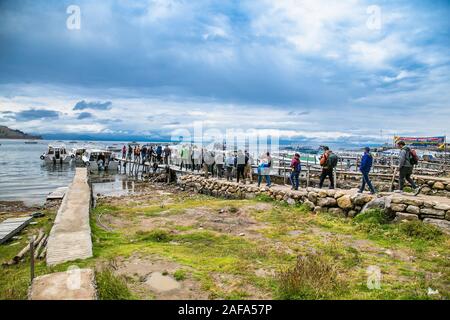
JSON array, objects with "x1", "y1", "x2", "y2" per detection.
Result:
[
  {"x1": 215, "y1": 151, "x2": 224, "y2": 178},
  {"x1": 122, "y1": 145, "x2": 127, "y2": 159},
  {"x1": 164, "y1": 145, "x2": 171, "y2": 165},
  {"x1": 127, "y1": 145, "x2": 133, "y2": 160},
  {"x1": 319, "y1": 146, "x2": 337, "y2": 189},
  {"x1": 397, "y1": 140, "x2": 418, "y2": 192},
  {"x1": 156, "y1": 145, "x2": 163, "y2": 164},
  {"x1": 244, "y1": 150, "x2": 253, "y2": 183},
  {"x1": 141, "y1": 145, "x2": 148, "y2": 164},
  {"x1": 290, "y1": 153, "x2": 301, "y2": 190},
  {"x1": 358, "y1": 147, "x2": 376, "y2": 194}
]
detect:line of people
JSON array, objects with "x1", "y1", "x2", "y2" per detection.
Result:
[
  {"x1": 121, "y1": 144, "x2": 172, "y2": 166},
  {"x1": 119, "y1": 141, "x2": 419, "y2": 194}
]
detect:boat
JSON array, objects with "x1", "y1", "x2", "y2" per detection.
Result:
[
  {"x1": 82, "y1": 149, "x2": 119, "y2": 171},
  {"x1": 40, "y1": 144, "x2": 73, "y2": 164},
  {"x1": 24, "y1": 141, "x2": 38, "y2": 144},
  {"x1": 106, "y1": 145, "x2": 122, "y2": 153},
  {"x1": 71, "y1": 146, "x2": 88, "y2": 164}
]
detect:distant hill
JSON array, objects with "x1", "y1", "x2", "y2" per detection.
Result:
[{"x1": 0, "y1": 125, "x2": 42, "y2": 140}]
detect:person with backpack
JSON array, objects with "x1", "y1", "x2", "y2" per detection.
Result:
[
  {"x1": 289, "y1": 153, "x2": 301, "y2": 190},
  {"x1": 257, "y1": 152, "x2": 272, "y2": 188},
  {"x1": 358, "y1": 147, "x2": 376, "y2": 194},
  {"x1": 319, "y1": 146, "x2": 337, "y2": 189},
  {"x1": 397, "y1": 140, "x2": 418, "y2": 192}
]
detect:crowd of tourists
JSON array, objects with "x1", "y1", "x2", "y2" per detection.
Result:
[{"x1": 120, "y1": 140, "x2": 419, "y2": 194}]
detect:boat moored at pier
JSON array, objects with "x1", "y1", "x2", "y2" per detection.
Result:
[
  {"x1": 40, "y1": 144, "x2": 73, "y2": 164},
  {"x1": 82, "y1": 149, "x2": 119, "y2": 171}
]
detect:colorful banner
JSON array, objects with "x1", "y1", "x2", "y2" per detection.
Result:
[{"x1": 394, "y1": 136, "x2": 446, "y2": 147}]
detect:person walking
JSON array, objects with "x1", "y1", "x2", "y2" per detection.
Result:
[
  {"x1": 225, "y1": 152, "x2": 235, "y2": 181},
  {"x1": 236, "y1": 150, "x2": 246, "y2": 183},
  {"x1": 257, "y1": 152, "x2": 272, "y2": 187},
  {"x1": 244, "y1": 150, "x2": 253, "y2": 183},
  {"x1": 289, "y1": 153, "x2": 301, "y2": 190},
  {"x1": 319, "y1": 146, "x2": 337, "y2": 189},
  {"x1": 358, "y1": 147, "x2": 376, "y2": 194},
  {"x1": 397, "y1": 140, "x2": 418, "y2": 192},
  {"x1": 215, "y1": 151, "x2": 224, "y2": 178}
]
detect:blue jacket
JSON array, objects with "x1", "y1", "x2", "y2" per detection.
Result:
[{"x1": 360, "y1": 152, "x2": 373, "y2": 173}]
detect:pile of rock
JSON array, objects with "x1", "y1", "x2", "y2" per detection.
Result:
[{"x1": 178, "y1": 175, "x2": 450, "y2": 234}]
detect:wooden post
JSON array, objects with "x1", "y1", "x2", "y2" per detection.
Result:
[
  {"x1": 307, "y1": 165, "x2": 310, "y2": 188},
  {"x1": 30, "y1": 236, "x2": 35, "y2": 283},
  {"x1": 333, "y1": 169, "x2": 337, "y2": 189},
  {"x1": 283, "y1": 153, "x2": 287, "y2": 185}
]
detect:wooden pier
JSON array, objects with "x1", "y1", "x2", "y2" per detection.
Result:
[{"x1": 0, "y1": 216, "x2": 33, "y2": 244}]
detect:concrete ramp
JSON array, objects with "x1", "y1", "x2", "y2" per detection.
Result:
[
  {"x1": 46, "y1": 168, "x2": 92, "y2": 266},
  {"x1": 29, "y1": 268, "x2": 97, "y2": 300}
]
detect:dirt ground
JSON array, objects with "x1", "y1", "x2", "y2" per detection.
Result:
[{"x1": 91, "y1": 181, "x2": 449, "y2": 300}]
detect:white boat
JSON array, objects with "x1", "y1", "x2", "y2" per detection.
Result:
[
  {"x1": 40, "y1": 144, "x2": 73, "y2": 164},
  {"x1": 71, "y1": 146, "x2": 88, "y2": 164},
  {"x1": 82, "y1": 149, "x2": 119, "y2": 171}
]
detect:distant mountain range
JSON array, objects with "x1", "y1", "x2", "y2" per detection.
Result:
[{"x1": 0, "y1": 125, "x2": 42, "y2": 140}]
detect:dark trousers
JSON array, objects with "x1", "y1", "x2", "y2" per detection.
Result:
[
  {"x1": 399, "y1": 166, "x2": 416, "y2": 190},
  {"x1": 290, "y1": 171, "x2": 300, "y2": 190},
  {"x1": 360, "y1": 171, "x2": 375, "y2": 193},
  {"x1": 237, "y1": 165, "x2": 245, "y2": 183},
  {"x1": 319, "y1": 168, "x2": 334, "y2": 189}
]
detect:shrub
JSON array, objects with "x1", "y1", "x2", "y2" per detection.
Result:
[
  {"x1": 256, "y1": 194, "x2": 274, "y2": 202},
  {"x1": 276, "y1": 252, "x2": 343, "y2": 300},
  {"x1": 96, "y1": 268, "x2": 135, "y2": 300},
  {"x1": 174, "y1": 269, "x2": 187, "y2": 281},
  {"x1": 353, "y1": 209, "x2": 389, "y2": 225}
]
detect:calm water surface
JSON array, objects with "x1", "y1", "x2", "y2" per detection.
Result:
[{"x1": 0, "y1": 139, "x2": 137, "y2": 206}]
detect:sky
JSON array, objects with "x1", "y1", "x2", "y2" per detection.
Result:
[{"x1": 0, "y1": 0, "x2": 449, "y2": 147}]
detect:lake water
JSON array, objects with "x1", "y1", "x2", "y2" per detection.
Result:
[{"x1": 0, "y1": 139, "x2": 137, "y2": 206}]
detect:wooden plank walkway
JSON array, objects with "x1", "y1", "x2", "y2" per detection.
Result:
[
  {"x1": 0, "y1": 216, "x2": 33, "y2": 244},
  {"x1": 46, "y1": 187, "x2": 68, "y2": 200},
  {"x1": 46, "y1": 168, "x2": 92, "y2": 266}
]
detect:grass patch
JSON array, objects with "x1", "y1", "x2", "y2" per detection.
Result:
[
  {"x1": 173, "y1": 269, "x2": 187, "y2": 281},
  {"x1": 353, "y1": 209, "x2": 389, "y2": 225},
  {"x1": 137, "y1": 229, "x2": 173, "y2": 242},
  {"x1": 255, "y1": 194, "x2": 274, "y2": 202},
  {"x1": 276, "y1": 252, "x2": 345, "y2": 300},
  {"x1": 96, "y1": 268, "x2": 135, "y2": 300},
  {"x1": 398, "y1": 221, "x2": 443, "y2": 241}
]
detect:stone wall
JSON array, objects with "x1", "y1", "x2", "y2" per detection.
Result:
[
  {"x1": 253, "y1": 171, "x2": 450, "y2": 197},
  {"x1": 177, "y1": 174, "x2": 450, "y2": 234}
]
